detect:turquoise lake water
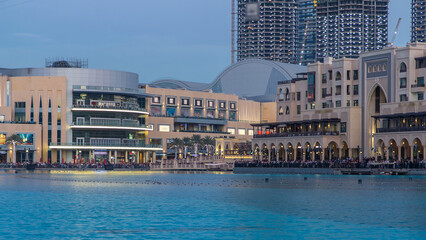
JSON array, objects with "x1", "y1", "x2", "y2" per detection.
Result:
[{"x1": 0, "y1": 172, "x2": 425, "y2": 239}]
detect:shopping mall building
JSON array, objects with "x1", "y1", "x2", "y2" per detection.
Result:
[
  {"x1": 252, "y1": 42, "x2": 426, "y2": 162},
  {"x1": 0, "y1": 60, "x2": 162, "y2": 163}
]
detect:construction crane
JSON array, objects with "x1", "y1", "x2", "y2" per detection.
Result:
[
  {"x1": 299, "y1": 20, "x2": 309, "y2": 65},
  {"x1": 389, "y1": 18, "x2": 402, "y2": 47}
]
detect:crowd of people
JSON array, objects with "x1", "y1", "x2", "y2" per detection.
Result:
[
  {"x1": 0, "y1": 162, "x2": 150, "y2": 169},
  {"x1": 234, "y1": 158, "x2": 426, "y2": 169}
]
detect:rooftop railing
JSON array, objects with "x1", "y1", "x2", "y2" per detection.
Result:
[
  {"x1": 73, "y1": 85, "x2": 146, "y2": 94},
  {"x1": 376, "y1": 126, "x2": 426, "y2": 133},
  {"x1": 254, "y1": 131, "x2": 340, "y2": 138}
]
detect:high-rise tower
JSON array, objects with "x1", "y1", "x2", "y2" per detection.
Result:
[
  {"x1": 316, "y1": 0, "x2": 389, "y2": 61},
  {"x1": 412, "y1": 0, "x2": 426, "y2": 43},
  {"x1": 296, "y1": 0, "x2": 317, "y2": 65},
  {"x1": 235, "y1": 0, "x2": 298, "y2": 64}
]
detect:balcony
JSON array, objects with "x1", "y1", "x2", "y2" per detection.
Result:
[
  {"x1": 173, "y1": 130, "x2": 230, "y2": 134},
  {"x1": 174, "y1": 116, "x2": 228, "y2": 125},
  {"x1": 411, "y1": 83, "x2": 426, "y2": 92},
  {"x1": 71, "y1": 118, "x2": 153, "y2": 131},
  {"x1": 254, "y1": 131, "x2": 340, "y2": 139},
  {"x1": 72, "y1": 104, "x2": 148, "y2": 115},
  {"x1": 49, "y1": 142, "x2": 163, "y2": 151},
  {"x1": 376, "y1": 126, "x2": 426, "y2": 133}
]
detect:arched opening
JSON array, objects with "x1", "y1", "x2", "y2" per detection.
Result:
[
  {"x1": 279, "y1": 106, "x2": 284, "y2": 115},
  {"x1": 376, "y1": 139, "x2": 385, "y2": 161},
  {"x1": 285, "y1": 88, "x2": 290, "y2": 101},
  {"x1": 304, "y1": 142, "x2": 312, "y2": 161},
  {"x1": 335, "y1": 71, "x2": 341, "y2": 80},
  {"x1": 254, "y1": 144, "x2": 260, "y2": 160},
  {"x1": 378, "y1": 64, "x2": 382, "y2": 72},
  {"x1": 369, "y1": 85, "x2": 387, "y2": 115},
  {"x1": 295, "y1": 142, "x2": 303, "y2": 161},
  {"x1": 286, "y1": 143, "x2": 294, "y2": 161},
  {"x1": 270, "y1": 143, "x2": 276, "y2": 161},
  {"x1": 278, "y1": 143, "x2": 285, "y2": 161},
  {"x1": 278, "y1": 88, "x2": 284, "y2": 101},
  {"x1": 341, "y1": 141, "x2": 349, "y2": 159},
  {"x1": 400, "y1": 62, "x2": 407, "y2": 72},
  {"x1": 285, "y1": 106, "x2": 290, "y2": 115},
  {"x1": 383, "y1": 64, "x2": 387, "y2": 71},
  {"x1": 388, "y1": 139, "x2": 398, "y2": 161},
  {"x1": 373, "y1": 65, "x2": 377, "y2": 72},
  {"x1": 368, "y1": 66, "x2": 372, "y2": 73},
  {"x1": 400, "y1": 139, "x2": 411, "y2": 161},
  {"x1": 413, "y1": 138, "x2": 423, "y2": 161},
  {"x1": 218, "y1": 144, "x2": 222, "y2": 156},
  {"x1": 261, "y1": 144, "x2": 269, "y2": 161},
  {"x1": 313, "y1": 142, "x2": 322, "y2": 161},
  {"x1": 325, "y1": 141, "x2": 339, "y2": 160}
]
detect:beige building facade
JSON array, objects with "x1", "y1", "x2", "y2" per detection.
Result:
[{"x1": 252, "y1": 42, "x2": 426, "y2": 162}]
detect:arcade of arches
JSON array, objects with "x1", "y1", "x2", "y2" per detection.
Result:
[
  {"x1": 252, "y1": 140, "x2": 358, "y2": 162},
  {"x1": 374, "y1": 137, "x2": 425, "y2": 161}
]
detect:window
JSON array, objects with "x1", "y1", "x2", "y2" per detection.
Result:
[
  {"x1": 328, "y1": 70, "x2": 332, "y2": 80},
  {"x1": 279, "y1": 106, "x2": 283, "y2": 115},
  {"x1": 353, "y1": 70, "x2": 359, "y2": 80},
  {"x1": 368, "y1": 66, "x2": 372, "y2": 73},
  {"x1": 219, "y1": 101, "x2": 226, "y2": 109},
  {"x1": 285, "y1": 106, "x2": 290, "y2": 115},
  {"x1": 207, "y1": 110, "x2": 215, "y2": 118},
  {"x1": 373, "y1": 65, "x2": 377, "y2": 72},
  {"x1": 400, "y1": 94, "x2": 408, "y2": 102},
  {"x1": 152, "y1": 96, "x2": 161, "y2": 104},
  {"x1": 248, "y1": 129, "x2": 254, "y2": 136},
  {"x1": 416, "y1": 58, "x2": 426, "y2": 69},
  {"x1": 15, "y1": 102, "x2": 26, "y2": 108},
  {"x1": 336, "y1": 100, "x2": 341, "y2": 108},
  {"x1": 229, "y1": 102, "x2": 236, "y2": 109},
  {"x1": 353, "y1": 85, "x2": 359, "y2": 95},
  {"x1": 229, "y1": 111, "x2": 237, "y2": 120},
  {"x1": 296, "y1": 92, "x2": 301, "y2": 101},
  {"x1": 238, "y1": 128, "x2": 246, "y2": 135},
  {"x1": 322, "y1": 102, "x2": 328, "y2": 109},
  {"x1": 166, "y1": 97, "x2": 176, "y2": 105},
  {"x1": 346, "y1": 100, "x2": 350, "y2": 107},
  {"x1": 400, "y1": 62, "x2": 407, "y2": 72},
  {"x1": 207, "y1": 100, "x2": 215, "y2": 108},
  {"x1": 418, "y1": 93, "x2": 424, "y2": 100},
  {"x1": 310, "y1": 103, "x2": 315, "y2": 109},
  {"x1": 227, "y1": 128, "x2": 235, "y2": 135},
  {"x1": 180, "y1": 107, "x2": 190, "y2": 117},
  {"x1": 322, "y1": 88, "x2": 327, "y2": 98},
  {"x1": 194, "y1": 109, "x2": 203, "y2": 117},
  {"x1": 218, "y1": 110, "x2": 226, "y2": 119},
  {"x1": 335, "y1": 86, "x2": 341, "y2": 95},
  {"x1": 181, "y1": 98, "x2": 190, "y2": 106},
  {"x1": 417, "y1": 77, "x2": 425, "y2": 87},
  {"x1": 278, "y1": 89, "x2": 284, "y2": 101},
  {"x1": 0, "y1": 133, "x2": 6, "y2": 144},
  {"x1": 166, "y1": 107, "x2": 176, "y2": 117},
  {"x1": 378, "y1": 64, "x2": 382, "y2": 72},
  {"x1": 400, "y1": 78, "x2": 407, "y2": 88},
  {"x1": 353, "y1": 100, "x2": 359, "y2": 106},
  {"x1": 194, "y1": 99, "x2": 203, "y2": 107},
  {"x1": 150, "y1": 105, "x2": 162, "y2": 116},
  {"x1": 347, "y1": 85, "x2": 350, "y2": 95},
  {"x1": 297, "y1": 105, "x2": 301, "y2": 115},
  {"x1": 322, "y1": 74, "x2": 327, "y2": 83},
  {"x1": 0, "y1": 115, "x2": 4, "y2": 122},
  {"x1": 347, "y1": 70, "x2": 350, "y2": 80},
  {"x1": 383, "y1": 64, "x2": 387, "y2": 71},
  {"x1": 158, "y1": 124, "x2": 170, "y2": 132},
  {"x1": 340, "y1": 122, "x2": 346, "y2": 133}
]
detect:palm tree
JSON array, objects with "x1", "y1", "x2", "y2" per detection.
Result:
[
  {"x1": 191, "y1": 134, "x2": 202, "y2": 158},
  {"x1": 167, "y1": 138, "x2": 183, "y2": 159},
  {"x1": 202, "y1": 136, "x2": 215, "y2": 156},
  {"x1": 182, "y1": 137, "x2": 191, "y2": 159},
  {"x1": 5, "y1": 134, "x2": 23, "y2": 163}
]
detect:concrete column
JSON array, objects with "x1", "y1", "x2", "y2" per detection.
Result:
[
  {"x1": 411, "y1": 146, "x2": 414, "y2": 162},
  {"x1": 125, "y1": 151, "x2": 128, "y2": 162},
  {"x1": 136, "y1": 151, "x2": 140, "y2": 163},
  {"x1": 386, "y1": 148, "x2": 390, "y2": 161},
  {"x1": 322, "y1": 148, "x2": 326, "y2": 161},
  {"x1": 268, "y1": 148, "x2": 271, "y2": 162},
  {"x1": 398, "y1": 146, "x2": 402, "y2": 161},
  {"x1": 153, "y1": 151, "x2": 156, "y2": 163},
  {"x1": 303, "y1": 148, "x2": 306, "y2": 162},
  {"x1": 114, "y1": 150, "x2": 117, "y2": 164},
  {"x1": 145, "y1": 151, "x2": 149, "y2": 163}
]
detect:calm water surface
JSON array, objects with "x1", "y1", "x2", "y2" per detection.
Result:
[{"x1": 0, "y1": 172, "x2": 425, "y2": 239}]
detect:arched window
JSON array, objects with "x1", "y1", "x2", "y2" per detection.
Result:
[
  {"x1": 285, "y1": 88, "x2": 290, "y2": 101},
  {"x1": 278, "y1": 88, "x2": 284, "y2": 101},
  {"x1": 279, "y1": 106, "x2": 283, "y2": 115},
  {"x1": 335, "y1": 71, "x2": 341, "y2": 80},
  {"x1": 285, "y1": 106, "x2": 290, "y2": 115},
  {"x1": 373, "y1": 65, "x2": 377, "y2": 72},
  {"x1": 383, "y1": 64, "x2": 387, "y2": 71},
  {"x1": 378, "y1": 64, "x2": 382, "y2": 72},
  {"x1": 368, "y1": 66, "x2": 372, "y2": 73},
  {"x1": 400, "y1": 62, "x2": 407, "y2": 72}
]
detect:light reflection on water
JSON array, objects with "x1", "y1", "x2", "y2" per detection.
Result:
[{"x1": 0, "y1": 172, "x2": 425, "y2": 239}]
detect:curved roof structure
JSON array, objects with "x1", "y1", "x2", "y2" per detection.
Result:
[
  {"x1": 209, "y1": 59, "x2": 306, "y2": 102},
  {"x1": 149, "y1": 79, "x2": 210, "y2": 91}
]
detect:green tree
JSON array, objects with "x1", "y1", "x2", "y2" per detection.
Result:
[
  {"x1": 5, "y1": 134, "x2": 23, "y2": 163},
  {"x1": 202, "y1": 136, "x2": 215, "y2": 156},
  {"x1": 167, "y1": 138, "x2": 183, "y2": 159},
  {"x1": 191, "y1": 134, "x2": 202, "y2": 158},
  {"x1": 182, "y1": 137, "x2": 191, "y2": 159}
]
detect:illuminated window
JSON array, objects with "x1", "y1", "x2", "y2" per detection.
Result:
[
  {"x1": 227, "y1": 128, "x2": 235, "y2": 134},
  {"x1": 158, "y1": 125, "x2": 170, "y2": 132},
  {"x1": 152, "y1": 96, "x2": 161, "y2": 104},
  {"x1": 238, "y1": 128, "x2": 246, "y2": 135}
]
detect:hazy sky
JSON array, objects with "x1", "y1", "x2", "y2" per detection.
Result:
[{"x1": 0, "y1": 0, "x2": 411, "y2": 84}]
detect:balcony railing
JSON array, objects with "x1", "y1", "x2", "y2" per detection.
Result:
[
  {"x1": 173, "y1": 130, "x2": 230, "y2": 134},
  {"x1": 376, "y1": 126, "x2": 426, "y2": 133},
  {"x1": 73, "y1": 85, "x2": 146, "y2": 94},
  {"x1": 411, "y1": 83, "x2": 425, "y2": 88},
  {"x1": 254, "y1": 131, "x2": 340, "y2": 138},
  {"x1": 72, "y1": 120, "x2": 153, "y2": 130},
  {"x1": 72, "y1": 104, "x2": 148, "y2": 113},
  {"x1": 50, "y1": 142, "x2": 162, "y2": 148}
]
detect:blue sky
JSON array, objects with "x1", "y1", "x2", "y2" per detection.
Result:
[{"x1": 0, "y1": 0, "x2": 411, "y2": 84}]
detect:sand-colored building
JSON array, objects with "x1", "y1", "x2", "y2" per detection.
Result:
[{"x1": 252, "y1": 42, "x2": 426, "y2": 162}]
